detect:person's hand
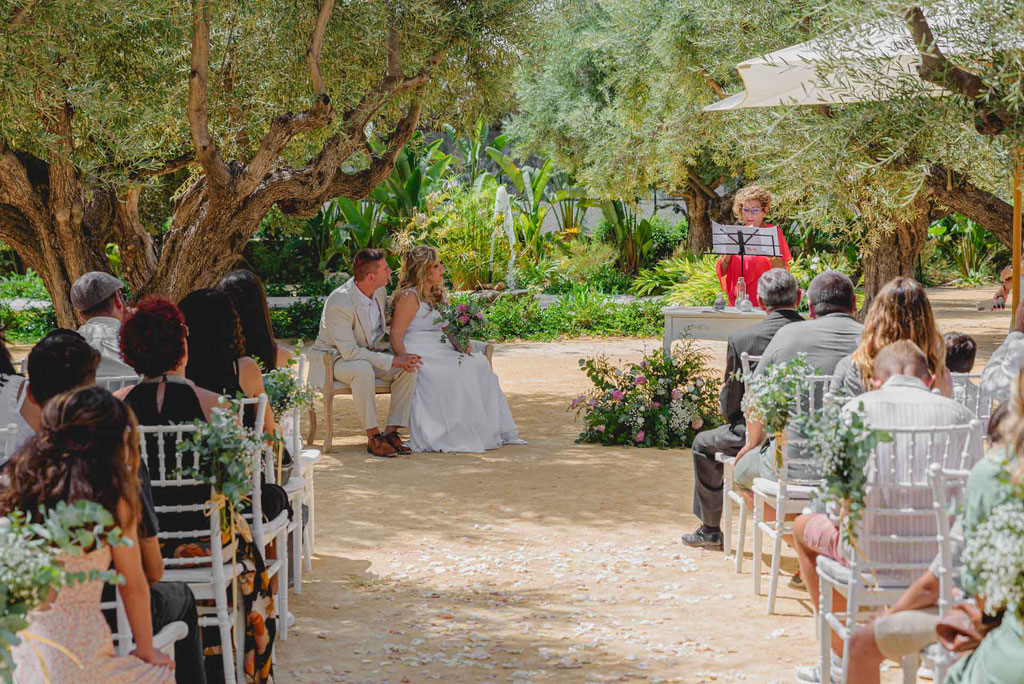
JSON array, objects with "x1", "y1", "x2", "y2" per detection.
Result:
[
  {"x1": 392, "y1": 354, "x2": 423, "y2": 372},
  {"x1": 452, "y1": 339, "x2": 473, "y2": 354},
  {"x1": 733, "y1": 444, "x2": 751, "y2": 467},
  {"x1": 132, "y1": 648, "x2": 175, "y2": 670}
]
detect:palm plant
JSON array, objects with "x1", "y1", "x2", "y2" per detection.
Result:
[
  {"x1": 485, "y1": 147, "x2": 567, "y2": 264},
  {"x1": 311, "y1": 198, "x2": 389, "y2": 272},
  {"x1": 443, "y1": 118, "x2": 503, "y2": 189},
  {"x1": 928, "y1": 214, "x2": 1004, "y2": 285},
  {"x1": 370, "y1": 132, "x2": 453, "y2": 225},
  {"x1": 548, "y1": 172, "x2": 588, "y2": 237},
  {"x1": 596, "y1": 200, "x2": 654, "y2": 274}
]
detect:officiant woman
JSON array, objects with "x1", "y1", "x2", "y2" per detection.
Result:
[{"x1": 715, "y1": 186, "x2": 791, "y2": 307}]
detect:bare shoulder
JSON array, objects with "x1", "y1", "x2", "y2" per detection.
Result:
[
  {"x1": 275, "y1": 347, "x2": 294, "y2": 368},
  {"x1": 394, "y1": 289, "x2": 420, "y2": 311},
  {"x1": 112, "y1": 385, "x2": 135, "y2": 401}
]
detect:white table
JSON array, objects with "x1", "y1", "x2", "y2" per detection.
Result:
[{"x1": 662, "y1": 305, "x2": 767, "y2": 353}]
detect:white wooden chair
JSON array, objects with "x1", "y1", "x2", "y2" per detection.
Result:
[
  {"x1": 1, "y1": 422, "x2": 18, "y2": 463},
  {"x1": 291, "y1": 354, "x2": 320, "y2": 573},
  {"x1": 752, "y1": 374, "x2": 834, "y2": 614},
  {"x1": 97, "y1": 374, "x2": 141, "y2": 392},
  {"x1": 140, "y1": 423, "x2": 246, "y2": 684},
  {"x1": 102, "y1": 590, "x2": 189, "y2": 657},
  {"x1": 309, "y1": 345, "x2": 494, "y2": 451},
  {"x1": 719, "y1": 351, "x2": 759, "y2": 572},
  {"x1": 950, "y1": 372, "x2": 992, "y2": 423},
  {"x1": 816, "y1": 420, "x2": 984, "y2": 684}
]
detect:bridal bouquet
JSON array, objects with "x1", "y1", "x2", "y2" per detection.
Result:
[
  {"x1": 435, "y1": 298, "x2": 489, "y2": 355},
  {"x1": 1, "y1": 501, "x2": 127, "y2": 682}
]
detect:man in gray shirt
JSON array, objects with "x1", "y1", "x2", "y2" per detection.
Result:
[{"x1": 732, "y1": 270, "x2": 864, "y2": 489}]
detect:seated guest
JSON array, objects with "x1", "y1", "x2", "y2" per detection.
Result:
[
  {"x1": 682, "y1": 269, "x2": 804, "y2": 549},
  {"x1": 715, "y1": 185, "x2": 792, "y2": 307},
  {"x1": 116, "y1": 296, "x2": 277, "y2": 682},
  {"x1": 987, "y1": 262, "x2": 1024, "y2": 309},
  {"x1": 217, "y1": 269, "x2": 293, "y2": 371},
  {"x1": 981, "y1": 300, "x2": 1024, "y2": 406},
  {"x1": 945, "y1": 332, "x2": 977, "y2": 374},
  {"x1": 1, "y1": 386, "x2": 175, "y2": 680},
  {"x1": 71, "y1": 271, "x2": 135, "y2": 377},
  {"x1": 839, "y1": 404, "x2": 1008, "y2": 684},
  {"x1": 732, "y1": 270, "x2": 863, "y2": 490},
  {"x1": 791, "y1": 341, "x2": 976, "y2": 682},
  {"x1": 178, "y1": 288, "x2": 275, "y2": 434},
  {"x1": 830, "y1": 277, "x2": 951, "y2": 398},
  {"x1": 0, "y1": 329, "x2": 100, "y2": 459}
]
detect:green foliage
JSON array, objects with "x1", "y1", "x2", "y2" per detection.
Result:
[
  {"x1": 594, "y1": 200, "x2": 655, "y2": 274},
  {"x1": 547, "y1": 241, "x2": 633, "y2": 294},
  {"x1": 793, "y1": 400, "x2": 892, "y2": 544},
  {"x1": 481, "y1": 288, "x2": 664, "y2": 341},
  {"x1": 570, "y1": 343, "x2": 721, "y2": 448},
  {"x1": 928, "y1": 214, "x2": 1005, "y2": 286},
  {"x1": 740, "y1": 354, "x2": 817, "y2": 436},
  {"x1": 269, "y1": 297, "x2": 324, "y2": 340},
  {"x1": 370, "y1": 132, "x2": 454, "y2": 225},
  {"x1": 0, "y1": 270, "x2": 47, "y2": 300},
  {"x1": 0, "y1": 304, "x2": 58, "y2": 345},
  {"x1": 663, "y1": 255, "x2": 724, "y2": 306},
  {"x1": 177, "y1": 400, "x2": 261, "y2": 510},
  {"x1": 1, "y1": 501, "x2": 127, "y2": 681},
  {"x1": 442, "y1": 118, "x2": 496, "y2": 188},
  {"x1": 263, "y1": 365, "x2": 319, "y2": 417},
  {"x1": 317, "y1": 198, "x2": 391, "y2": 273}
]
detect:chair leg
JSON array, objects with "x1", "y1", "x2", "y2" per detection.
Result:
[
  {"x1": 734, "y1": 498, "x2": 747, "y2": 574},
  {"x1": 323, "y1": 392, "x2": 335, "y2": 453},
  {"x1": 277, "y1": 527, "x2": 289, "y2": 641},
  {"x1": 234, "y1": 581, "x2": 246, "y2": 684},
  {"x1": 819, "y1": 576, "x2": 832, "y2": 684},
  {"x1": 901, "y1": 654, "x2": 920, "y2": 684},
  {"x1": 767, "y1": 523, "x2": 783, "y2": 614},
  {"x1": 306, "y1": 470, "x2": 316, "y2": 560},
  {"x1": 306, "y1": 407, "x2": 318, "y2": 445},
  {"x1": 291, "y1": 494, "x2": 303, "y2": 595},
  {"x1": 752, "y1": 495, "x2": 763, "y2": 595},
  {"x1": 721, "y1": 475, "x2": 733, "y2": 556}
]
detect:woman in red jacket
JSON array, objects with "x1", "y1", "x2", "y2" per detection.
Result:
[{"x1": 715, "y1": 186, "x2": 791, "y2": 307}]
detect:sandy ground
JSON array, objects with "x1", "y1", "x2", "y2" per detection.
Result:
[
  {"x1": 5, "y1": 287, "x2": 1009, "y2": 684},
  {"x1": 268, "y1": 287, "x2": 1008, "y2": 684}
]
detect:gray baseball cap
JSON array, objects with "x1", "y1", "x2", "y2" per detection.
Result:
[{"x1": 70, "y1": 272, "x2": 124, "y2": 312}]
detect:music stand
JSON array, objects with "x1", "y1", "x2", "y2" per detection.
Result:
[{"x1": 710, "y1": 221, "x2": 782, "y2": 281}]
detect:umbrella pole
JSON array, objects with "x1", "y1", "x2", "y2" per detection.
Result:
[{"x1": 1013, "y1": 147, "x2": 1022, "y2": 327}]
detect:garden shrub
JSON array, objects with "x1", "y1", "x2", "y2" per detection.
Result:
[
  {"x1": 426, "y1": 181, "x2": 511, "y2": 290},
  {"x1": 570, "y1": 342, "x2": 721, "y2": 448},
  {"x1": 0, "y1": 269, "x2": 48, "y2": 300},
  {"x1": 0, "y1": 304, "x2": 58, "y2": 344},
  {"x1": 545, "y1": 241, "x2": 633, "y2": 294},
  {"x1": 592, "y1": 215, "x2": 687, "y2": 270},
  {"x1": 269, "y1": 297, "x2": 324, "y2": 340}
]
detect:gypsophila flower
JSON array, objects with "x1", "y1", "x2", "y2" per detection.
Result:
[{"x1": 962, "y1": 495, "x2": 1024, "y2": 622}]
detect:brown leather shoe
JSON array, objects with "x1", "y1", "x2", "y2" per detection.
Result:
[
  {"x1": 383, "y1": 431, "x2": 412, "y2": 455},
  {"x1": 367, "y1": 434, "x2": 398, "y2": 457}
]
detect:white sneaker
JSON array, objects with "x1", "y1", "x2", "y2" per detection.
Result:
[{"x1": 796, "y1": 655, "x2": 842, "y2": 683}]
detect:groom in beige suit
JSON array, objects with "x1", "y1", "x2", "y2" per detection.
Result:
[{"x1": 312, "y1": 249, "x2": 422, "y2": 457}]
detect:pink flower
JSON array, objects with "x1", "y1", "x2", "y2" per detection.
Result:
[
  {"x1": 691, "y1": 418, "x2": 704, "y2": 430},
  {"x1": 458, "y1": 314, "x2": 470, "y2": 324},
  {"x1": 570, "y1": 397, "x2": 580, "y2": 410},
  {"x1": 610, "y1": 390, "x2": 625, "y2": 401},
  {"x1": 641, "y1": 360, "x2": 650, "y2": 368},
  {"x1": 634, "y1": 375, "x2": 648, "y2": 385},
  {"x1": 671, "y1": 388, "x2": 683, "y2": 399},
  {"x1": 650, "y1": 401, "x2": 661, "y2": 408},
  {"x1": 457, "y1": 303, "x2": 469, "y2": 313},
  {"x1": 595, "y1": 425, "x2": 606, "y2": 433},
  {"x1": 635, "y1": 431, "x2": 646, "y2": 443},
  {"x1": 587, "y1": 398, "x2": 598, "y2": 407},
  {"x1": 476, "y1": 312, "x2": 485, "y2": 320}
]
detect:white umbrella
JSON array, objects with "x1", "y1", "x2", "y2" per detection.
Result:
[{"x1": 704, "y1": 12, "x2": 1024, "y2": 314}]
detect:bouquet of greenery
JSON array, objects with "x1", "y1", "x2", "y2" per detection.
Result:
[
  {"x1": 434, "y1": 297, "x2": 490, "y2": 356},
  {"x1": 571, "y1": 341, "x2": 721, "y2": 448},
  {"x1": 177, "y1": 399, "x2": 262, "y2": 510},
  {"x1": 262, "y1": 364, "x2": 318, "y2": 417},
  {"x1": 740, "y1": 354, "x2": 817, "y2": 466},
  {"x1": 962, "y1": 488, "x2": 1024, "y2": 623},
  {"x1": 793, "y1": 400, "x2": 892, "y2": 544},
  {"x1": 1, "y1": 501, "x2": 126, "y2": 683}
]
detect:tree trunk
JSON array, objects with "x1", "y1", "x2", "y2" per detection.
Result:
[
  {"x1": 684, "y1": 189, "x2": 712, "y2": 255},
  {"x1": 925, "y1": 165, "x2": 1014, "y2": 248},
  {"x1": 859, "y1": 195, "x2": 932, "y2": 313}
]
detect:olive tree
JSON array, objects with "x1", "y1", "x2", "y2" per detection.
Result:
[{"x1": 0, "y1": 0, "x2": 537, "y2": 325}]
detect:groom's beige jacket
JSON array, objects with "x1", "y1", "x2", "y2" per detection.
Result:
[{"x1": 313, "y1": 277, "x2": 392, "y2": 371}]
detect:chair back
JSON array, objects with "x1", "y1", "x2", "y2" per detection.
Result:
[
  {"x1": 235, "y1": 395, "x2": 271, "y2": 550},
  {"x1": 928, "y1": 463, "x2": 970, "y2": 618},
  {"x1": 97, "y1": 374, "x2": 141, "y2": 392},
  {"x1": 262, "y1": 355, "x2": 309, "y2": 475},
  {"x1": 138, "y1": 423, "x2": 230, "y2": 571},
  {"x1": 1, "y1": 423, "x2": 18, "y2": 463},
  {"x1": 777, "y1": 374, "x2": 836, "y2": 486},
  {"x1": 950, "y1": 373, "x2": 991, "y2": 421},
  {"x1": 739, "y1": 352, "x2": 761, "y2": 381},
  {"x1": 846, "y1": 420, "x2": 983, "y2": 588},
  {"x1": 100, "y1": 588, "x2": 134, "y2": 656}
]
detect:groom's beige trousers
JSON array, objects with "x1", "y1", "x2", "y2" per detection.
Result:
[{"x1": 332, "y1": 358, "x2": 416, "y2": 430}]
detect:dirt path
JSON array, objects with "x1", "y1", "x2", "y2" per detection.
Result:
[
  {"x1": 276, "y1": 287, "x2": 1006, "y2": 684},
  {"x1": 5, "y1": 287, "x2": 1007, "y2": 683}
]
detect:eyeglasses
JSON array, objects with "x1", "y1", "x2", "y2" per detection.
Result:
[{"x1": 741, "y1": 207, "x2": 763, "y2": 215}]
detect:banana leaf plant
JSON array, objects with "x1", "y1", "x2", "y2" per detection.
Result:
[
  {"x1": 370, "y1": 132, "x2": 453, "y2": 224},
  {"x1": 316, "y1": 198, "x2": 390, "y2": 272},
  {"x1": 597, "y1": 199, "x2": 654, "y2": 274}
]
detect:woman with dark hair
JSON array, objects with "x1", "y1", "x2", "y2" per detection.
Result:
[
  {"x1": 177, "y1": 288, "x2": 275, "y2": 434},
  {"x1": 217, "y1": 270, "x2": 292, "y2": 372},
  {"x1": 1, "y1": 386, "x2": 175, "y2": 681},
  {"x1": 0, "y1": 327, "x2": 16, "y2": 376}
]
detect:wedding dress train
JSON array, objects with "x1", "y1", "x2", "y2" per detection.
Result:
[{"x1": 402, "y1": 299, "x2": 523, "y2": 453}]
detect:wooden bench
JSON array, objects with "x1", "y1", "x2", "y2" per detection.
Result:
[{"x1": 307, "y1": 344, "x2": 495, "y2": 452}]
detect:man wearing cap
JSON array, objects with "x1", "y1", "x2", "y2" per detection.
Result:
[{"x1": 71, "y1": 271, "x2": 135, "y2": 377}]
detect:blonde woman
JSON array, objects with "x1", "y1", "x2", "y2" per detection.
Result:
[
  {"x1": 389, "y1": 245, "x2": 522, "y2": 452},
  {"x1": 829, "y1": 277, "x2": 953, "y2": 397}
]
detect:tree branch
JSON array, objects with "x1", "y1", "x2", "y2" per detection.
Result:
[
  {"x1": 307, "y1": 0, "x2": 335, "y2": 97},
  {"x1": 129, "y1": 153, "x2": 196, "y2": 180},
  {"x1": 188, "y1": 0, "x2": 231, "y2": 188},
  {"x1": 904, "y1": 6, "x2": 1013, "y2": 135},
  {"x1": 925, "y1": 165, "x2": 1013, "y2": 246}
]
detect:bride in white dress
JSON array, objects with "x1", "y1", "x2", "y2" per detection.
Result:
[{"x1": 389, "y1": 245, "x2": 522, "y2": 453}]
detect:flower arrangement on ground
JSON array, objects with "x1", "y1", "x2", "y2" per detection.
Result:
[
  {"x1": 263, "y1": 363, "x2": 318, "y2": 417},
  {"x1": 178, "y1": 399, "x2": 262, "y2": 510},
  {"x1": 571, "y1": 341, "x2": 721, "y2": 448},
  {"x1": 962, "y1": 486, "x2": 1024, "y2": 624},
  {"x1": 793, "y1": 400, "x2": 892, "y2": 544},
  {"x1": 1, "y1": 501, "x2": 126, "y2": 683},
  {"x1": 435, "y1": 297, "x2": 491, "y2": 356}
]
